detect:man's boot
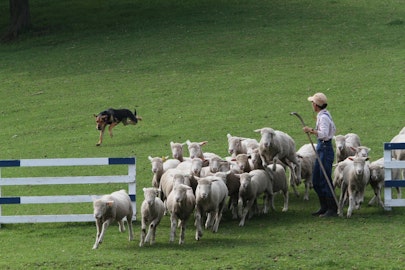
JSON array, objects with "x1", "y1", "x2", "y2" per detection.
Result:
[
  {"x1": 311, "y1": 196, "x2": 327, "y2": 216},
  {"x1": 319, "y1": 197, "x2": 337, "y2": 217}
]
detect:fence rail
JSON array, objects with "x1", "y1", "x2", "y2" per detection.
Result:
[
  {"x1": 0, "y1": 157, "x2": 136, "y2": 225},
  {"x1": 384, "y1": 143, "x2": 405, "y2": 210}
]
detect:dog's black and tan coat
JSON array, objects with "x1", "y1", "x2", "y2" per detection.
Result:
[{"x1": 94, "y1": 108, "x2": 142, "y2": 146}]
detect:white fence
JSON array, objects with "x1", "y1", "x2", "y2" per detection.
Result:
[
  {"x1": 0, "y1": 157, "x2": 136, "y2": 225},
  {"x1": 384, "y1": 142, "x2": 405, "y2": 211}
]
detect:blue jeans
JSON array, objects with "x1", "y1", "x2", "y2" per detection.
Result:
[{"x1": 312, "y1": 140, "x2": 335, "y2": 198}]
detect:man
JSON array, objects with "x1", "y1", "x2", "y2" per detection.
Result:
[{"x1": 303, "y1": 93, "x2": 337, "y2": 217}]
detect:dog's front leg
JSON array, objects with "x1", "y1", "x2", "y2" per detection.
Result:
[
  {"x1": 96, "y1": 128, "x2": 105, "y2": 146},
  {"x1": 108, "y1": 123, "x2": 118, "y2": 138}
]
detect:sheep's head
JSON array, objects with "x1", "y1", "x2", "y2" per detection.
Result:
[{"x1": 143, "y1": 187, "x2": 159, "y2": 206}]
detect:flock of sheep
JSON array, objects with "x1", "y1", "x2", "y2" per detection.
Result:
[{"x1": 91, "y1": 126, "x2": 405, "y2": 249}]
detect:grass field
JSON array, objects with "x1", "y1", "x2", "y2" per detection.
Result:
[{"x1": 0, "y1": 0, "x2": 404, "y2": 269}]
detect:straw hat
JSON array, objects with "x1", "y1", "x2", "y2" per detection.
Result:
[{"x1": 307, "y1": 93, "x2": 327, "y2": 106}]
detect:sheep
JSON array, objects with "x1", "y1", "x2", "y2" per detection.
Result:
[
  {"x1": 254, "y1": 127, "x2": 300, "y2": 196},
  {"x1": 139, "y1": 188, "x2": 165, "y2": 247},
  {"x1": 334, "y1": 133, "x2": 361, "y2": 162},
  {"x1": 200, "y1": 155, "x2": 231, "y2": 177},
  {"x1": 148, "y1": 156, "x2": 181, "y2": 188},
  {"x1": 170, "y1": 141, "x2": 187, "y2": 162},
  {"x1": 295, "y1": 143, "x2": 317, "y2": 201},
  {"x1": 227, "y1": 134, "x2": 259, "y2": 158},
  {"x1": 368, "y1": 158, "x2": 402, "y2": 207},
  {"x1": 235, "y1": 169, "x2": 273, "y2": 227},
  {"x1": 391, "y1": 134, "x2": 405, "y2": 161},
  {"x1": 194, "y1": 175, "x2": 228, "y2": 240},
  {"x1": 232, "y1": 153, "x2": 253, "y2": 173},
  {"x1": 176, "y1": 157, "x2": 204, "y2": 177},
  {"x1": 338, "y1": 156, "x2": 370, "y2": 218},
  {"x1": 249, "y1": 148, "x2": 265, "y2": 170},
  {"x1": 159, "y1": 169, "x2": 191, "y2": 204},
  {"x1": 166, "y1": 183, "x2": 196, "y2": 244},
  {"x1": 92, "y1": 189, "x2": 134, "y2": 249},
  {"x1": 265, "y1": 164, "x2": 289, "y2": 212},
  {"x1": 215, "y1": 170, "x2": 241, "y2": 219},
  {"x1": 399, "y1": 127, "x2": 405, "y2": 135}
]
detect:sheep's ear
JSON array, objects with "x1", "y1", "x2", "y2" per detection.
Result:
[
  {"x1": 186, "y1": 140, "x2": 191, "y2": 145},
  {"x1": 227, "y1": 134, "x2": 232, "y2": 139},
  {"x1": 148, "y1": 156, "x2": 153, "y2": 161},
  {"x1": 348, "y1": 157, "x2": 354, "y2": 161},
  {"x1": 200, "y1": 141, "x2": 208, "y2": 146},
  {"x1": 170, "y1": 141, "x2": 174, "y2": 146},
  {"x1": 93, "y1": 114, "x2": 98, "y2": 118},
  {"x1": 106, "y1": 201, "x2": 114, "y2": 207},
  {"x1": 162, "y1": 156, "x2": 167, "y2": 162},
  {"x1": 253, "y1": 129, "x2": 261, "y2": 133}
]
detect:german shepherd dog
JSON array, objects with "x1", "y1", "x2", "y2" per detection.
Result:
[{"x1": 94, "y1": 108, "x2": 142, "y2": 146}]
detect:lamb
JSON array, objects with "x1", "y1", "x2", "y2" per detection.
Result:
[
  {"x1": 338, "y1": 156, "x2": 370, "y2": 218},
  {"x1": 334, "y1": 133, "x2": 361, "y2": 162},
  {"x1": 368, "y1": 158, "x2": 402, "y2": 207},
  {"x1": 265, "y1": 164, "x2": 289, "y2": 212},
  {"x1": 139, "y1": 188, "x2": 165, "y2": 247},
  {"x1": 92, "y1": 189, "x2": 134, "y2": 249},
  {"x1": 194, "y1": 175, "x2": 228, "y2": 240},
  {"x1": 235, "y1": 169, "x2": 273, "y2": 227},
  {"x1": 170, "y1": 141, "x2": 187, "y2": 162},
  {"x1": 227, "y1": 134, "x2": 259, "y2": 158},
  {"x1": 254, "y1": 127, "x2": 300, "y2": 196},
  {"x1": 159, "y1": 169, "x2": 191, "y2": 204},
  {"x1": 200, "y1": 156, "x2": 231, "y2": 177},
  {"x1": 391, "y1": 134, "x2": 405, "y2": 161},
  {"x1": 232, "y1": 154, "x2": 253, "y2": 172},
  {"x1": 166, "y1": 183, "x2": 196, "y2": 244},
  {"x1": 148, "y1": 156, "x2": 181, "y2": 188},
  {"x1": 296, "y1": 143, "x2": 317, "y2": 201}
]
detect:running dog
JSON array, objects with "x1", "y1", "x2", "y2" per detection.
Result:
[{"x1": 94, "y1": 108, "x2": 142, "y2": 146}]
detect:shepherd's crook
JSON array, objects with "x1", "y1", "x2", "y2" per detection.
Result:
[{"x1": 290, "y1": 112, "x2": 339, "y2": 206}]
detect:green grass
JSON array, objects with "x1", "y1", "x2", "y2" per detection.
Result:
[{"x1": 0, "y1": 0, "x2": 405, "y2": 269}]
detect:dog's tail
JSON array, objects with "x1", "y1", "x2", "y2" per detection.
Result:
[{"x1": 134, "y1": 109, "x2": 143, "y2": 122}]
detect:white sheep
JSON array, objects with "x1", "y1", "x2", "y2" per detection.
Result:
[
  {"x1": 254, "y1": 127, "x2": 300, "y2": 196},
  {"x1": 236, "y1": 169, "x2": 273, "y2": 227},
  {"x1": 200, "y1": 155, "x2": 231, "y2": 177},
  {"x1": 159, "y1": 169, "x2": 191, "y2": 204},
  {"x1": 227, "y1": 134, "x2": 259, "y2": 157},
  {"x1": 148, "y1": 156, "x2": 181, "y2": 188},
  {"x1": 249, "y1": 148, "x2": 265, "y2": 170},
  {"x1": 170, "y1": 141, "x2": 187, "y2": 162},
  {"x1": 391, "y1": 134, "x2": 405, "y2": 161},
  {"x1": 194, "y1": 175, "x2": 228, "y2": 240},
  {"x1": 334, "y1": 133, "x2": 361, "y2": 162},
  {"x1": 232, "y1": 153, "x2": 253, "y2": 173},
  {"x1": 265, "y1": 164, "x2": 289, "y2": 212},
  {"x1": 92, "y1": 189, "x2": 134, "y2": 249},
  {"x1": 139, "y1": 188, "x2": 165, "y2": 247},
  {"x1": 368, "y1": 158, "x2": 402, "y2": 207},
  {"x1": 296, "y1": 143, "x2": 317, "y2": 201},
  {"x1": 215, "y1": 170, "x2": 241, "y2": 219},
  {"x1": 166, "y1": 183, "x2": 196, "y2": 244},
  {"x1": 338, "y1": 156, "x2": 370, "y2": 218}
]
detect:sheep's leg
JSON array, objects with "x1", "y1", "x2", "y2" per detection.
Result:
[
  {"x1": 237, "y1": 198, "x2": 244, "y2": 218},
  {"x1": 239, "y1": 199, "x2": 254, "y2": 227},
  {"x1": 126, "y1": 216, "x2": 134, "y2": 241},
  {"x1": 170, "y1": 215, "x2": 177, "y2": 243},
  {"x1": 179, "y1": 220, "x2": 186, "y2": 244},
  {"x1": 347, "y1": 191, "x2": 354, "y2": 218},
  {"x1": 139, "y1": 218, "x2": 147, "y2": 247},
  {"x1": 304, "y1": 180, "x2": 310, "y2": 201},
  {"x1": 195, "y1": 210, "x2": 203, "y2": 241},
  {"x1": 118, "y1": 220, "x2": 126, "y2": 233},
  {"x1": 231, "y1": 197, "x2": 238, "y2": 220},
  {"x1": 213, "y1": 200, "x2": 226, "y2": 232},
  {"x1": 93, "y1": 220, "x2": 111, "y2": 249},
  {"x1": 282, "y1": 190, "x2": 289, "y2": 212},
  {"x1": 93, "y1": 219, "x2": 103, "y2": 249},
  {"x1": 145, "y1": 220, "x2": 157, "y2": 245},
  {"x1": 338, "y1": 184, "x2": 347, "y2": 217},
  {"x1": 368, "y1": 195, "x2": 377, "y2": 206}
]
